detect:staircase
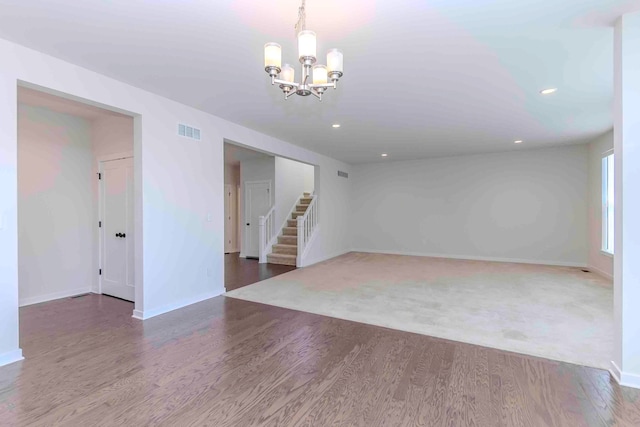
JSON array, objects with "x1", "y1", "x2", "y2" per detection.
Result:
[{"x1": 267, "y1": 193, "x2": 313, "y2": 266}]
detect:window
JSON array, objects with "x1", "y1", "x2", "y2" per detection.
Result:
[{"x1": 602, "y1": 152, "x2": 614, "y2": 255}]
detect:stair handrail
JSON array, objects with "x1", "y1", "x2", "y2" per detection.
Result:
[
  {"x1": 258, "y1": 206, "x2": 276, "y2": 263},
  {"x1": 296, "y1": 194, "x2": 318, "y2": 266}
]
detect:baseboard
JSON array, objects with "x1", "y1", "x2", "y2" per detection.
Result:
[
  {"x1": 131, "y1": 289, "x2": 224, "y2": 320},
  {"x1": 610, "y1": 361, "x2": 640, "y2": 389},
  {"x1": 350, "y1": 248, "x2": 588, "y2": 268},
  {"x1": 587, "y1": 265, "x2": 613, "y2": 280},
  {"x1": 300, "y1": 249, "x2": 351, "y2": 268},
  {"x1": 0, "y1": 348, "x2": 24, "y2": 367},
  {"x1": 19, "y1": 287, "x2": 93, "y2": 307},
  {"x1": 239, "y1": 253, "x2": 246, "y2": 259}
]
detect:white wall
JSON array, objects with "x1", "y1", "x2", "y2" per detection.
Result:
[
  {"x1": 0, "y1": 37, "x2": 352, "y2": 364},
  {"x1": 274, "y1": 157, "x2": 315, "y2": 230},
  {"x1": 0, "y1": 75, "x2": 21, "y2": 365},
  {"x1": 350, "y1": 145, "x2": 589, "y2": 266},
  {"x1": 240, "y1": 157, "x2": 275, "y2": 256},
  {"x1": 587, "y1": 131, "x2": 614, "y2": 279},
  {"x1": 613, "y1": 11, "x2": 640, "y2": 388},
  {"x1": 303, "y1": 164, "x2": 352, "y2": 266},
  {"x1": 18, "y1": 105, "x2": 93, "y2": 306},
  {"x1": 91, "y1": 115, "x2": 134, "y2": 292}
]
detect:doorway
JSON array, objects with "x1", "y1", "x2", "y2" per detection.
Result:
[
  {"x1": 99, "y1": 157, "x2": 135, "y2": 301},
  {"x1": 223, "y1": 141, "x2": 314, "y2": 292},
  {"x1": 244, "y1": 180, "x2": 271, "y2": 259},
  {"x1": 17, "y1": 86, "x2": 135, "y2": 307}
]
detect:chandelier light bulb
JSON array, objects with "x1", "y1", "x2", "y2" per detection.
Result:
[
  {"x1": 281, "y1": 64, "x2": 295, "y2": 83},
  {"x1": 298, "y1": 30, "x2": 317, "y2": 62},
  {"x1": 327, "y1": 48, "x2": 343, "y2": 74},
  {"x1": 313, "y1": 65, "x2": 328, "y2": 85},
  {"x1": 264, "y1": 43, "x2": 282, "y2": 69}
]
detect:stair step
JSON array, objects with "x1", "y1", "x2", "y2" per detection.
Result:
[
  {"x1": 292, "y1": 212, "x2": 305, "y2": 219},
  {"x1": 283, "y1": 227, "x2": 297, "y2": 236},
  {"x1": 303, "y1": 192, "x2": 311, "y2": 197},
  {"x1": 300, "y1": 197, "x2": 313, "y2": 204},
  {"x1": 278, "y1": 235, "x2": 297, "y2": 245},
  {"x1": 267, "y1": 253, "x2": 297, "y2": 266},
  {"x1": 272, "y1": 244, "x2": 297, "y2": 255},
  {"x1": 295, "y1": 204, "x2": 309, "y2": 213},
  {"x1": 287, "y1": 219, "x2": 297, "y2": 227}
]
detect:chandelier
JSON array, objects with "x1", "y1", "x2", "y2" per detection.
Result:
[{"x1": 263, "y1": 0, "x2": 344, "y2": 101}]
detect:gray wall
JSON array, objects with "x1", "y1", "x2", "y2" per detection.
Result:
[{"x1": 350, "y1": 145, "x2": 589, "y2": 266}]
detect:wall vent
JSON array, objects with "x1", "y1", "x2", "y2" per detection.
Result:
[
  {"x1": 178, "y1": 123, "x2": 201, "y2": 140},
  {"x1": 337, "y1": 170, "x2": 349, "y2": 178}
]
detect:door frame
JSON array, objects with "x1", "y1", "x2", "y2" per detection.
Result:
[
  {"x1": 224, "y1": 184, "x2": 238, "y2": 253},
  {"x1": 97, "y1": 151, "x2": 134, "y2": 298},
  {"x1": 244, "y1": 180, "x2": 272, "y2": 259}
]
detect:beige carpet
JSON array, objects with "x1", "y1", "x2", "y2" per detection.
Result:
[{"x1": 225, "y1": 252, "x2": 613, "y2": 370}]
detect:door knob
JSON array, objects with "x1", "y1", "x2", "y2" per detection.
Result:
[
  {"x1": 115, "y1": 233, "x2": 121, "y2": 237},
  {"x1": 122, "y1": 233, "x2": 126, "y2": 238},
  {"x1": 246, "y1": 223, "x2": 250, "y2": 226}
]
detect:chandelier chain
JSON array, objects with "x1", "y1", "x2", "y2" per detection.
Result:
[{"x1": 295, "y1": 0, "x2": 306, "y2": 35}]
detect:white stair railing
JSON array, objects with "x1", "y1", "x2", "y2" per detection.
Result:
[
  {"x1": 297, "y1": 194, "x2": 318, "y2": 266},
  {"x1": 258, "y1": 206, "x2": 276, "y2": 263}
]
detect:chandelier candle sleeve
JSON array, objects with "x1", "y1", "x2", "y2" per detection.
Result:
[
  {"x1": 313, "y1": 65, "x2": 328, "y2": 84},
  {"x1": 281, "y1": 64, "x2": 295, "y2": 83},
  {"x1": 264, "y1": 43, "x2": 282, "y2": 69},
  {"x1": 327, "y1": 48, "x2": 343, "y2": 74},
  {"x1": 298, "y1": 30, "x2": 317, "y2": 61}
]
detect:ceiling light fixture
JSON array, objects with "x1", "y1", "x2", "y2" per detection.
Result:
[
  {"x1": 264, "y1": 0, "x2": 344, "y2": 101},
  {"x1": 332, "y1": 124, "x2": 341, "y2": 128},
  {"x1": 381, "y1": 153, "x2": 388, "y2": 157},
  {"x1": 514, "y1": 140, "x2": 523, "y2": 144},
  {"x1": 540, "y1": 88, "x2": 558, "y2": 95}
]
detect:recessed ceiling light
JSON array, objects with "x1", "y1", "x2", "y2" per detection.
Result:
[
  {"x1": 514, "y1": 140, "x2": 523, "y2": 144},
  {"x1": 332, "y1": 124, "x2": 341, "y2": 128},
  {"x1": 540, "y1": 88, "x2": 558, "y2": 95},
  {"x1": 381, "y1": 153, "x2": 388, "y2": 157}
]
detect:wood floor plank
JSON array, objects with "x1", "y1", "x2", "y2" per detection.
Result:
[{"x1": 1, "y1": 294, "x2": 639, "y2": 426}]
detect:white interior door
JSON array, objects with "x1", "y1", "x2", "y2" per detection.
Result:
[
  {"x1": 245, "y1": 181, "x2": 271, "y2": 259},
  {"x1": 224, "y1": 184, "x2": 237, "y2": 253},
  {"x1": 100, "y1": 157, "x2": 134, "y2": 302}
]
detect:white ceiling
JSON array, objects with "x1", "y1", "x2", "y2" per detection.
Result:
[
  {"x1": 1, "y1": 0, "x2": 638, "y2": 164},
  {"x1": 18, "y1": 86, "x2": 130, "y2": 121}
]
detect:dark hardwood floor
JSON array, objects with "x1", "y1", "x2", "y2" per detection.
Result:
[
  {"x1": 1, "y1": 294, "x2": 639, "y2": 426},
  {"x1": 225, "y1": 252, "x2": 296, "y2": 291}
]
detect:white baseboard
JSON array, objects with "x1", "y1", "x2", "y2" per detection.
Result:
[
  {"x1": 239, "y1": 253, "x2": 246, "y2": 259},
  {"x1": 19, "y1": 287, "x2": 93, "y2": 307},
  {"x1": 610, "y1": 361, "x2": 640, "y2": 389},
  {"x1": 131, "y1": 288, "x2": 224, "y2": 320},
  {"x1": 0, "y1": 348, "x2": 24, "y2": 367},
  {"x1": 300, "y1": 249, "x2": 351, "y2": 268},
  {"x1": 350, "y1": 248, "x2": 588, "y2": 268},
  {"x1": 588, "y1": 265, "x2": 613, "y2": 280}
]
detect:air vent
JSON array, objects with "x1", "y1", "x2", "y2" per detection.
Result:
[
  {"x1": 178, "y1": 123, "x2": 201, "y2": 140},
  {"x1": 338, "y1": 170, "x2": 349, "y2": 178}
]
